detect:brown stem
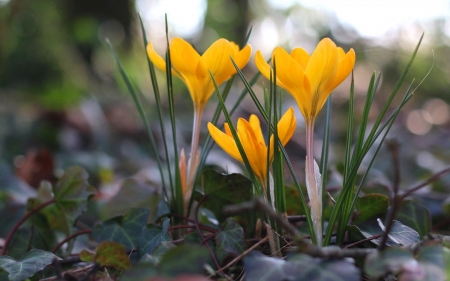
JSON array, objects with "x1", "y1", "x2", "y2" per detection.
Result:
[
  {"x1": 194, "y1": 195, "x2": 222, "y2": 271},
  {"x1": 2, "y1": 198, "x2": 56, "y2": 255},
  {"x1": 400, "y1": 166, "x2": 450, "y2": 200},
  {"x1": 51, "y1": 230, "x2": 92, "y2": 253},
  {"x1": 342, "y1": 233, "x2": 383, "y2": 249}
]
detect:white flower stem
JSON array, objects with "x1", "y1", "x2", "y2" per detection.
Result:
[
  {"x1": 305, "y1": 120, "x2": 323, "y2": 247},
  {"x1": 184, "y1": 107, "x2": 203, "y2": 215}
]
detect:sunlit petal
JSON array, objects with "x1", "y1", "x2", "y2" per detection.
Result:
[
  {"x1": 208, "y1": 122, "x2": 242, "y2": 162},
  {"x1": 249, "y1": 114, "x2": 266, "y2": 147},
  {"x1": 290, "y1": 48, "x2": 310, "y2": 70}
]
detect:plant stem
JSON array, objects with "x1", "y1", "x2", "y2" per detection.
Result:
[
  {"x1": 185, "y1": 107, "x2": 203, "y2": 215},
  {"x1": 51, "y1": 230, "x2": 92, "y2": 253},
  {"x1": 2, "y1": 199, "x2": 56, "y2": 255},
  {"x1": 305, "y1": 120, "x2": 322, "y2": 247}
]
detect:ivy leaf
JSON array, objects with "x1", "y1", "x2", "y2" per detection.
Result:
[
  {"x1": 243, "y1": 251, "x2": 360, "y2": 281},
  {"x1": 102, "y1": 179, "x2": 162, "y2": 221},
  {"x1": 79, "y1": 241, "x2": 131, "y2": 270},
  {"x1": 396, "y1": 200, "x2": 431, "y2": 238},
  {"x1": 215, "y1": 218, "x2": 246, "y2": 264},
  {"x1": 138, "y1": 217, "x2": 172, "y2": 256},
  {"x1": 93, "y1": 208, "x2": 150, "y2": 250},
  {"x1": 354, "y1": 193, "x2": 389, "y2": 224},
  {"x1": 0, "y1": 249, "x2": 61, "y2": 281},
  {"x1": 6, "y1": 225, "x2": 54, "y2": 259},
  {"x1": 196, "y1": 170, "x2": 252, "y2": 222},
  {"x1": 158, "y1": 245, "x2": 210, "y2": 277},
  {"x1": 28, "y1": 166, "x2": 96, "y2": 236},
  {"x1": 351, "y1": 219, "x2": 420, "y2": 246}
]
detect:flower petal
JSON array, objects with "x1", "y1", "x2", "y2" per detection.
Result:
[
  {"x1": 237, "y1": 118, "x2": 267, "y2": 181},
  {"x1": 208, "y1": 122, "x2": 242, "y2": 162},
  {"x1": 170, "y1": 38, "x2": 202, "y2": 106},
  {"x1": 277, "y1": 107, "x2": 297, "y2": 146},
  {"x1": 290, "y1": 48, "x2": 310, "y2": 70},
  {"x1": 249, "y1": 114, "x2": 266, "y2": 147},
  {"x1": 146, "y1": 42, "x2": 167, "y2": 73},
  {"x1": 328, "y1": 48, "x2": 355, "y2": 91}
]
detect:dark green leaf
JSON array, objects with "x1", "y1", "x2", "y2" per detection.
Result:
[
  {"x1": 28, "y1": 166, "x2": 96, "y2": 236},
  {"x1": 79, "y1": 241, "x2": 131, "y2": 270},
  {"x1": 6, "y1": 226, "x2": 53, "y2": 259},
  {"x1": 244, "y1": 251, "x2": 360, "y2": 281},
  {"x1": 416, "y1": 244, "x2": 447, "y2": 281},
  {"x1": 102, "y1": 179, "x2": 162, "y2": 221},
  {"x1": 197, "y1": 170, "x2": 252, "y2": 222},
  {"x1": 0, "y1": 249, "x2": 61, "y2": 281},
  {"x1": 158, "y1": 245, "x2": 210, "y2": 277},
  {"x1": 396, "y1": 200, "x2": 431, "y2": 237},
  {"x1": 215, "y1": 218, "x2": 245, "y2": 264},
  {"x1": 93, "y1": 207, "x2": 150, "y2": 250},
  {"x1": 354, "y1": 193, "x2": 389, "y2": 224},
  {"x1": 138, "y1": 217, "x2": 172, "y2": 256}
]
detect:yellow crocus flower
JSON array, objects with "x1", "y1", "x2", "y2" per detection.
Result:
[
  {"x1": 255, "y1": 38, "x2": 355, "y2": 122},
  {"x1": 255, "y1": 38, "x2": 355, "y2": 247},
  {"x1": 147, "y1": 37, "x2": 251, "y2": 216},
  {"x1": 147, "y1": 37, "x2": 252, "y2": 111},
  {"x1": 207, "y1": 107, "x2": 296, "y2": 189}
]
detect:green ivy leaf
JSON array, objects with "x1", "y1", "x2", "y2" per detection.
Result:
[
  {"x1": 6, "y1": 226, "x2": 53, "y2": 259},
  {"x1": 417, "y1": 244, "x2": 447, "y2": 281},
  {"x1": 354, "y1": 193, "x2": 389, "y2": 224},
  {"x1": 138, "y1": 217, "x2": 172, "y2": 256},
  {"x1": 196, "y1": 170, "x2": 252, "y2": 222},
  {"x1": 243, "y1": 251, "x2": 360, "y2": 281},
  {"x1": 0, "y1": 249, "x2": 61, "y2": 281},
  {"x1": 79, "y1": 241, "x2": 131, "y2": 270},
  {"x1": 28, "y1": 166, "x2": 96, "y2": 236},
  {"x1": 93, "y1": 208, "x2": 150, "y2": 250},
  {"x1": 101, "y1": 179, "x2": 162, "y2": 221},
  {"x1": 215, "y1": 218, "x2": 245, "y2": 264},
  {"x1": 396, "y1": 200, "x2": 431, "y2": 238},
  {"x1": 158, "y1": 245, "x2": 210, "y2": 277}
]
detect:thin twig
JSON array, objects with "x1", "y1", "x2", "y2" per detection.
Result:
[
  {"x1": 2, "y1": 198, "x2": 56, "y2": 255},
  {"x1": 342, "y1": 233, "x2": 383, "y2": 249},
  {"x1": 194, "y1": 196, "x2": 222, "y2": 271},
  {"x1": 51, "y1": 230, "x2": 92, "y2": 253},
  {"x1": 223, "y1": 198, "x2": 301, "y2": 238},
  {"x1": 400, "y1": 166, "x2": 450, "y2": 200},
  {"x1": 214, "y1": 236, "x2": 269, "y2": 274},
  {"x1": 379, "y1": 140, "x2": 401, "y2": 250}
]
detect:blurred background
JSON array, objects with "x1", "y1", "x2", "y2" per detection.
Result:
[{"x1": 0, "y1": 0, "x2": 449, "y2": 219}]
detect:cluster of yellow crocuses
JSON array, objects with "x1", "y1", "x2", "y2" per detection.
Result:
[{"x1": 147, "y1": 37, "x2": 355, "y2": 245}]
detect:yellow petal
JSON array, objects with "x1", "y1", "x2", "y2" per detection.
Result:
[
  {"x1": 255, "y1": 50, "x2": 272, "y2": 81},
  {"x1": 277, "y1": 107, "x2": 297, "y2": 146},
  {"x1": 305, "y1": 38, "x2": 338, "y2": 117},
  {"x1": 268, "y1": 107, "x2": 296, "y2": 161},
  {"x1": 249, "y1": 114, "x2": 266, "y2": 147},
  {"x1": 146, "y1": 42, "x2": 167, "y2": 73},
  {"x1": 328, "y1": 48, "x2": 355, "y2": 91},
  {"x1": 208, "y1": 122, "x2": 242, "y2": 162},
  {"x1": 271, "y1": 47, "x2": 311, "y2": 118},
  {"x1": 237, "y1": 118, "x2": 267, "y2": 181},
  {"x1": 234, "y1": 44, "x2": 252, "y2": 70},
  {"x1": 170, "y1": 38, "x2": 202, "y2": 106},
  {"x1": 290, "y1": 48, "x2": 310, "y2": 70}
]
